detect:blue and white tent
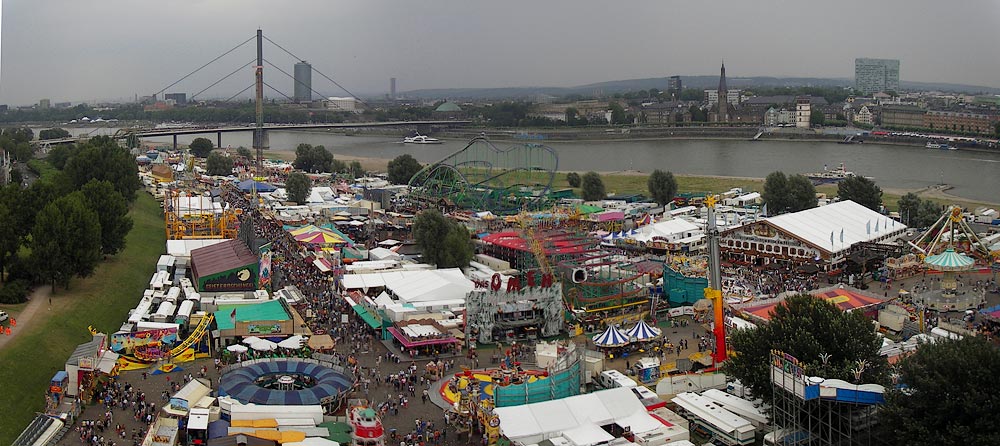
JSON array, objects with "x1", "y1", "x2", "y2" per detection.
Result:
[
  {"x1": 593, "y1": 325, "x2": 630, "y2": 347},
  {"x1": 626, "y1": 320, "x2": 662, "y2": 340}
]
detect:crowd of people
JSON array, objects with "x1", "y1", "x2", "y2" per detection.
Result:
[{"x1": 74, "y1": 379, "x2": 157, "y2": 446}]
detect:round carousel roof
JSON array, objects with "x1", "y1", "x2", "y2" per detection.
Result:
[{"x1": 924, "y1": 248, "x2": 975, "y2": 271}]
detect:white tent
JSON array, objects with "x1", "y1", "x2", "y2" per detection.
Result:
[
  {"x1": 625, "y1": 320, "x2": 662, "y2": 340},
  {"x1": 226, "y1": 344, "x2": 248, "y2": 353},
  {"x1": 378, "y1": 239, "x2": 401, "y2": 246},
  {"x1": 278, "y1": 335, "x2": 306, "y2": 349},
  {"x1": 592, "y1": 325, "x2": 630, "y2": 347},
  {"x1": 251, "y1": 339, "x2": 278, "y2": 351},
  {"x1": 242, "y1": 336, "x2": 263, "y2": 345}
]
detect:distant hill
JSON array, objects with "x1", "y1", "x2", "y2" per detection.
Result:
[{"x1": 399, "y1": 76, "x2": 1000, "y2": 100}]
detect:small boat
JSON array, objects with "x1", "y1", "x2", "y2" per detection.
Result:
[
  {"x1": 402, "y1": 134, "x2": 442, "y2": 144},
  {"x1": 349, "y1": 400, "x2": 385, "y2": 446},
  {"x1": 926, "y1": 142, "x2": 942, "y2": 149},
  {"x1": 802, "y1": 163, "x2": 868, "y2": 184}
]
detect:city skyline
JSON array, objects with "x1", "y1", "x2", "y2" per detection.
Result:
[{"x1": 1, "y1": 0, "x2": 999, "y2": 105}]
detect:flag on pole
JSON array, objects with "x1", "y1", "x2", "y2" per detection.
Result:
[
  {"x1": 762, "y1": 204, "x2": 768, "y2": 217},
  {"x1": 230, "y1": 308, "x2": 237, "y2": 326},
  {"x1": 875, "y1": 220, "x2": 880, "y2": 232},
  {"x1": 830, "y1": 231, "x2": 835, "y2": 247},
  {"x1": 840, "y1": 228, "x2": 844, "y2": 243},
  {"x1": 866, "y1": 220, "x2": 871, "y2": 235}
]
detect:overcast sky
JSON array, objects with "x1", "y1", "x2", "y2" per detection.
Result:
[{"x1": 1, "y1": 0, "x2": 998, "y2": 105}]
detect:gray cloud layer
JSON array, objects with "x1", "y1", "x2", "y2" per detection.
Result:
[{"x1": 1, "y1": 0, "x2": 998, "y2": 105}]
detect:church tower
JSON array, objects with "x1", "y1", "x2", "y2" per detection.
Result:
[{"x1": 718, "y1": 63, "x2": 729, "y2": 122}]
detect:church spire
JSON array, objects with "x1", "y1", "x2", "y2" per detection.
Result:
[{"x1": 718, "y1": 62, "x2": 729, "y2": 122}]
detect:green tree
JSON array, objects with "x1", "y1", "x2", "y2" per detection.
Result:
[
  {"x1": 412, "y1": 209, "x2": 473, "y2": 268},
  {"x1": 566, "y1": 172, "x2": 581, "y2": 188},
  {"x1": 236, "y1": 146, "x2": 253, "y2": 160},
  {"x1": 762, "y1": 171, "x2": 790, "y2": 214},
  {"x1": 915, "y1": 199, "x2": 942, "y2": 228},
  {"x1": 809, "y1": 109, "x2": 826, "y2": 126},
  {"x1": 80, "y1": 180, "x2": 133, "y2": 256},
  {"x1": 292, "y1": 143, "x2": 336, "y2": 173},
  {"x1": 3, "y1": 127, "x2": 34, "y2": 143},
  {"x1": 897, "y1": 192, "x2": 921, "y2": 227},
  {"x1": 787, "y1": 174, "x2": 818, "y2": 212},
  {"x1": 581, "y1": 171, "x2": 606, "y2": 201},
  {"x1": 30, "y1": 192, "x2": 102, "y2": 291},
  {"x1": 285, "y1": 172, "x2": 312, "y2": 205},
  {"x1": 46, "y1": 144, "x2": 74, "y2": 170},
  {"x1": 39, "y1": 128, "x2": 71, "y2": 140},
  {"x1": 837, "y1": 176, "x2": 882, "y2": 210},
  {"x1": 11, "y1": 142, "x2": 34, "y2": 161},
  {"x1": 387, "y1": 154, "x2": 423, "y2": 185},
  {"x1": 0, "y1": 199, "x2": 19, "y2": 282},
  {"x1": 63, "y1": 137, "x2": 141, "y2": 202},
  {"x1": 188, "y1": 137, "x2": 214, "y2": 158},
  {"x1": 880, "y1": 337, "x2": 1000, "y2": 446},
  {"x1": 609, "y1": 103, "x2": 628, "y2": 125},
  {"x1": 723, "y1": 294, "x2": 889, "y2": 403},
  {"x1": 348, "y1": 160, "x2": 364, "y2": 179},
  {"x1": 206, "y1": 152, "x2": 235, "y2": 176},
  {"x1": 647, "y1": 170, "x2": 678, "y2": 207}
]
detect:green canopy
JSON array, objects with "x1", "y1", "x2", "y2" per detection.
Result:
[
  {"x1": 576, "y1": 204, "x2": 604, "y2": 214},
  {"x1": 924, "y1": 248, "x2": 975, "y2": 271}
]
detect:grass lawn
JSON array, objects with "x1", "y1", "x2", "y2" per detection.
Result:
[
  {"x1": 26, "y1": 159, "x2": 59, "y2": 182},
  {"x1": 0, "y1": 192, "x2": 164, "y2": 444}
]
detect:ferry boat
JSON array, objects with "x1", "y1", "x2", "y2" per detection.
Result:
[
  {"x1": 349, "y1": 400, "x2": 385, "y2": 446},
  {"x1": 802, "y1": 163, "x2": 868, "y2": 184},
  {"x1": 926, "y1": 141, "x2": 957, "y2": 150},
  {"x1": 402, "y1": 134, "x2": 442, "y2": 144}
]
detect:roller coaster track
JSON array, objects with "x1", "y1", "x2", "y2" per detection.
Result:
[{"x1": 169, "y1": 314, "x2": 214, "y2": 357}]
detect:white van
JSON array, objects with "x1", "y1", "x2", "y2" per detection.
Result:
[{"x1": 596, "y1": 369, "x2": 638, "y2": 390}]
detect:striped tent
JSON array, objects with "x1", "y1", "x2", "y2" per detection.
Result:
[
  {"x1": 625, "y1": 319, "x2": 662, "y2": 340},
  {"x1": 592, "y1": 325, "x2": 630, "y2": 347},
  {"x1": 924, "y1": 248, "x2": 975, "y2": 271}
]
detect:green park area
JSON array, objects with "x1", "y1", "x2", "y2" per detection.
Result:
[{"x1": 0, "y1": 192, "x2": 164, "y2": 444}]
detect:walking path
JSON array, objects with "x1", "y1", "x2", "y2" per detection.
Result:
[{"x1": 0, "y1": 286, "x2": 54, "y2": 351}]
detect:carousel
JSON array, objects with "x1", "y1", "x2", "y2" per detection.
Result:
[{"x1": 912, "y1": 206, "x2": 987, "y2": 312}]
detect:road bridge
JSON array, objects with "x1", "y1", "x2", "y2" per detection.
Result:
[{"x1": 35, "y1": 120, "x2": 472, "y2": 149}]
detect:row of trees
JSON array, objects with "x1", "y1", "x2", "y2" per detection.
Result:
[
  {"x1": 0, "y1": 137, "x2": 137, "y2": 301},
  {"x1": 565, "y1": 169, "x2": 678, "y2": 206},
  {"x1": 724, "y1": 293, "x2": 1000, "y2": 444}
]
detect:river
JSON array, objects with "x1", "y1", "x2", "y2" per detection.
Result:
[{"x1": 59, "y1": 127, "x2": 1000, "y2": 203}]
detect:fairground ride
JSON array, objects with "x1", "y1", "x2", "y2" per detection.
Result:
[
  {"x1": 911, "y1": 205, "x2": 993, "y2": 261},
  {"x1": 407, "y1": 137, "x2": 559, "y2": 215},
  {"x1": 164, "y1": 188, "x2": 241, "y2": 240}
]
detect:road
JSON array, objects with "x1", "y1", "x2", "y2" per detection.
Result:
[{"x1": 0, "y1": 286, "x2": 52, "y2": 351}]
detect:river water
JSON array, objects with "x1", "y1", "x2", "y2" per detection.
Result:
[{"x1": 61, "y1": 127, "x2": 1000, "y2": 203}]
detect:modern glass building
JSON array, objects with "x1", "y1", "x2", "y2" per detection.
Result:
[{"x1": 855, "y1": 58, "x2": 899, "y2": 94}]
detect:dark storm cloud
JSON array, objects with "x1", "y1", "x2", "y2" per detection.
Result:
[{"x1": 1, "y1": 0, "x2": 998, "y2": 105}]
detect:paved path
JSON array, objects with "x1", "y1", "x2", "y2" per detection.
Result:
[{"x1": 0, "y1": 286, "x2": 53, "y2": 351}]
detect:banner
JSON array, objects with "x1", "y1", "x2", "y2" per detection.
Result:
[
  {"x1": 110, "y1": 328, "x2": 179, "y2": 355},
  {"x1": 259, "y1": 242, "x2": 273, "y2": 291}
]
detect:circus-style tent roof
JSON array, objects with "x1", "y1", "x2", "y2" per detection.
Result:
[
  {"x1": 592, "y1": 325, "x2": 630, "y2": 347},
  {"x1": 625, "y1": 320, "x2": 662, "y2": 340}
]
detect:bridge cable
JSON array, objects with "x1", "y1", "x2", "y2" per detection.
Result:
[
  {"x1": 262, "y1": 59, "x2": 347, "y2": 111},
  {"x1": 223, "y1": 83, "x2": 258, "y2": 103},
  {"x1": 262, "y1": 81, "x2": 295, "y2": 103},
  {"x1": 190, "y1": 59, "x2": 258, "y2": 101},
  {"x1": 261, "y1": 35, "x2": 367, "y2": 104},
  {"x1": 150, "y1": 34, "x2": 255, "y2": 98}
]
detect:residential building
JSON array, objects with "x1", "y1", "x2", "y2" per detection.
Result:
[
  {"x1": 164, "y1": 93, "x2": 187, "y2": 105},
  {"x1": 881, "y1": 104, "x2": 925, "y2": 128},
  {"x1": 38, "y1": 99, "x2": 50, "y2": 109},
  {"x1": 855, "y1": 58, "x2": 900, "y2": 95},
  {"x1": 294, "y1": 61, "x2": 312, "y2": 103},
  {"x1": 795, "y1": 97, "x2": 811, "y2": 128},
  {"x1": 705, "y1": 89, "x2": 742, "y2": 106},
  {"x1": 854, "y1": 106, "x2": 874, "y2": 126},
  {"x1": 667, "y1": 76, "x2": 683, "y2": 99},
  {"x1": 643, "y1": 101, "x2": 691, "y2": 124},
  {"x1": 764, "y1": 107, "x2": 797, "y2": 126},
  {"x1": 924, "y1": 110, "x2": 999, "y2": 134}
]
